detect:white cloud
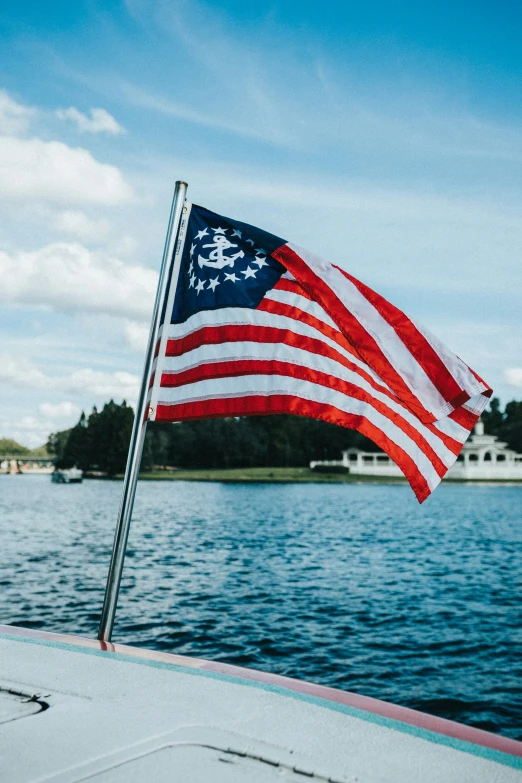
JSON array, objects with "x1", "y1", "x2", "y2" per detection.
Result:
[
  {"x1": 124, "y1": 319, "x2": 149, "y2": 352},
  {"x1": 65, "y1": 368, "x2": 139, "y2": 399},
  {"x1": 0, "y1": 90, "x2": 34, "y2": 135},
  {"x1": 0, "y1": 355, "x2": 51, "y2": 389},
  {"x1": 0, "y1": 354, "x2": 139, "y2": 401},
  {"x1": 108, "y1": 234, "x2": 139, "y2": 258},
  {"x1": 0, "y1": 404, "x2": 81, "y2": 448},
  {"x1": 0, "y1": 136, "x2": 133, "y2": 204},
  {"x1": 54, "y1": 210, "x2": 112, "y2": 241},
  {"x1": 0, "y1": 415, "x2": 52, "y2": 449},
  {"x1": 56, "y1": 106, "x2": 125, "y2": 135},
  {"x1": 0, "y1": 242, "x2": 157, "y2": 320},
  {"x1": 38, "y1": 401, "x2": 81, "y2": 420},
  {"x1": 504, "y1": 368, "x2": 522, "y2": 388}
]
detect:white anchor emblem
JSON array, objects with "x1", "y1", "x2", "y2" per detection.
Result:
[{"x1": 198, "y1": 231, "x2": 245, "y2": 270}]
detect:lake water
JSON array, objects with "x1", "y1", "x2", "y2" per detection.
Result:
[{"x1": 1, "y1": 474, "x2": 521, "y2": 740}]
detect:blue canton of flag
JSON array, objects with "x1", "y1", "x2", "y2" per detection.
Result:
[{"x1": 171, "y1": 204, "x2": 286, "y2": 324}]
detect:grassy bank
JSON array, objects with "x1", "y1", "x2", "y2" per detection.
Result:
[
  {"x1": 136, "y1": 466, "x2": 408, "y2": 484},
  {"x1": 133, "y1": 467, "x2": 522, "y2": 485}
]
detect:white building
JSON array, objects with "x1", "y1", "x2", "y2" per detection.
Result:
[
  {"x1": 310, "y1": 420, "x2": 522, "y2": 480},
  {"x1": 444, "y1": 420, "x2": 522, "y2": 479}
]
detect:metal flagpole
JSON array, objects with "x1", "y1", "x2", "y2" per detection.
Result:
[{"x1": 98, "y1": 180, "x2": 188, "y2": 643}]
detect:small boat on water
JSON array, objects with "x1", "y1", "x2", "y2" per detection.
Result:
[
  {"x1": 19, "y1": 466, "x2": 54, "y2": 475},
  {"x1": 51, "y1": 467, "x2": 83, "y2": 483}
]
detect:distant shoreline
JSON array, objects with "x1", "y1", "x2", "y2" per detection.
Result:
[
  {"x1": 136, "y1": 467, "x2": 395, "y2": 483},
  {"x1": 129, "y1": 467, "x2": 522, "y2": 485},
  {"x1": 3, "y1": 465, "x2": 522, "y2": 486}
]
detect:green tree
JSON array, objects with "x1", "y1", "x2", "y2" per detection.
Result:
[
  {"x1": 481, "y1": 397, "x2": 522, "y2": 454},
  {"x1": 500, "y1": 400, "x2": 522, "y2": 454},
  {"x1": 482, "y1": 397, "x2": 504, "y2": 435},
  {"x1": 88, "y1": 400, "x2": 134, "y2": 475},
  {"x1": 46, "y1": 429, "x2": 72, "y2": 463},
  {"x1": 141, "y1": 424, "x2": 172, "y2": 470},
  {"x1": 62, "y1": 412, "x2": 89, "y2": 469},
  {"x1": 0, "y1": 438, "x2": 31, "y2": 456}
]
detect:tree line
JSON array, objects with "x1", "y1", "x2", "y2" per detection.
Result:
[
  {"x1": 481, "y1": 397, "x2": 522, "y2": 453},
  {"x1": 47, "y1": 400, "x2": 378, "y2": 475},
  {"x1": 46, "y1": 396, "x2": 522, "y2": 476}
]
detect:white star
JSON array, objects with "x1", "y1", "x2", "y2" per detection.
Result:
[
  {"x1": 242, "y1": 266, "x2": 257, "y2": 279},
  {"x1": 224, "y1": 272, "x2": 239, "y2": 283},
  {"x1": 231, "y1": 229, "x2": 242, "y2": 238},
  {"x1": 245, "y1": 238, "x2": 255, "y2": 246},
  {"x1": 190, "y1": 243, "x2": 196, "y2": 258},
  {"x1": 254, "y1": 256, "x2": 268, "y2": 268},
  {"x1": 255, "y1": 248, "x2": 266, "y2": 255},
  {"x1": 195, "y1": 228, "x2": 209, "y2": 240},
  {"x1": 213, "y1": 226, "x2": 226, "y2": 234},
  {"x1": 208, "y1": 276, "x2": 220, "y2": 292},
  {"x1": 189, "y1": 273, "x2": 197, "y2": 288},
  {"x1": 195, "y1": 278, "x2": 206, "y2": 294},
  {"x1": 188, "y1": 261, "x2": 194, "y2": 274}
]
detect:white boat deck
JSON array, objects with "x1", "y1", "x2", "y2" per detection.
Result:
[{"x1": 1, "y1": 626, "x2": 521, "y2": 782}]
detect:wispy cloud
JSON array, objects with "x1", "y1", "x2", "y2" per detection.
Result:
[
  {"x1": 120, "y1": 0, "x2": 522, "y2": 165},
  {"x1": 53, "y1": 210, "x2": 112, "y2": 241},
  {"x1": 56, "y1": 106, "x2": 125, "y2": 135},
  {"x1": 117, "y1": 81, "x2": 290, "y2": 146},
  {"x1": 123, "y1": 319, "x2": 149, "y2": 352},
  {"x1": 504, "y1": 368, "x2": 522, "y2": 389},
  {"x1": 119, "y1": 0, "x2": 310, "y2": 148},
  {"x1": 0, "y1": 89, "x2": 34, "y2": 135},
  {"x1": 0, "y1": 353, "x2": 139, "y2": 400},
  {"x1": 38, "y1": 401, "x2": 81, "y2": 420},
  {"x1": 0, "y1": 414, "x2": 60, "y2": 448}
]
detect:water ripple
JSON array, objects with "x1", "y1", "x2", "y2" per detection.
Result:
[{"x1": 0, "y1": 476, "x2": 521, "y2": 739}]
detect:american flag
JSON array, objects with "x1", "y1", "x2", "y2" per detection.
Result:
[{"x1": 149, "y1": 203, "x2": 492, "y2": 503}]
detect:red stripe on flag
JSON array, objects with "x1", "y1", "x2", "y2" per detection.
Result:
[
  {"x1": 155, "y1": 394, "x2": 432, "y2": 503},
  {"x1": 165, "y1": 323, "x2": 356, "y2": 359},
  {"x1": 449, "y1": 406, "x2": 481, "y2": 431},
  {"x1": 468, "y1": 364, "x2": 492, "y2": 390},
  {"x1": 272, "y1": 245, "x2": 434, "y2": 424},
  {"x1": 273, "y1": 277, "x2": 313, "y2": 300}
]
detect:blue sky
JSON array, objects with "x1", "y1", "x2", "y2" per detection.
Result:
[{"x1": 0, "y1": 0, "x2": 521, "y2": 446}]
